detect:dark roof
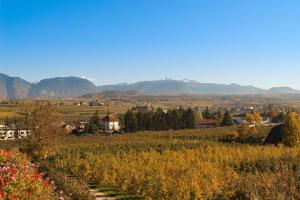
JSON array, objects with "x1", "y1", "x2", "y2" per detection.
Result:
[
  {"x1": 195, "y1": 119, "x2": 218, "y2": 126},
  {"x1": 101, "y1": 114, "x2": 119, "y2": 122},
  {"x1": 264, "y1": 124, "x2": 284, "y2": 145},
  {"x1": 233, "y1": 113, "x2": 246, "y2": 118}
]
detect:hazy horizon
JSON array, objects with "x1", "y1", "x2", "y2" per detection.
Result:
[
  {"x1": 1, "y1": 72, "x2": 298, "y2": 91},
  {"x1": 1, "y1": 0, "x2": 300, "y2": 89}
]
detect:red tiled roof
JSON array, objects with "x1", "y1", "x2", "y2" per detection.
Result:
[{"x1": 102, "y1": 114, "x2": 119, "y2": 122}]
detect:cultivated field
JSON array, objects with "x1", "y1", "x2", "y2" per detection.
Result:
[
  {"x1": 5, "y1": 126, "x2": 300, "y2": 200},
  {"x1": 0, "y1": 100, "x2": 133, "y2": 121},
  {"x1": 41, "y1": 127, "x2": 300, "y2": 200}
]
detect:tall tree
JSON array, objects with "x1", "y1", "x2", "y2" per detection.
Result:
[
  {"x1": 194, "y1": 111, "x2": 203, "y2": 122},
  {"x1": 124, "y1": 110, "x2": 138, "y2": 132},
  {"x1": 282, "y1": 112, "x2": 300, "y2": 147},
  {"x1": 203, "y1": 107, "x2": 212, "y2": 119},
  {"x1": 90, "y1": 110, "x2": 100, "y2": 126},
  {"x1": 215, "y1": 110, "x2": 224, "y2": 125},
  {"x1": 183, "y1": 108, "x2": 195, "y2": 129},
  {"x1": 24, "y1": 103, "x2": 64, "y2": 159},
  {"x1": 85, "y1": 110, "x2": 100, "y2": 135},
  {"x1": 221, "y1": 110, "x2": 234, "y2": 126}
]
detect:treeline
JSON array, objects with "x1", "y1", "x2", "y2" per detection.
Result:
[{"x1": 123, "y1": 107, "x2": 195, "y2": 132}]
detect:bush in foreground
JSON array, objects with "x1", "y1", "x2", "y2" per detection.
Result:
[{"x1": 0, "y1": 149, "x2": 56, "y2": 199}]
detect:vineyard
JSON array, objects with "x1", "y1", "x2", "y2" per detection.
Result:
[
  {"x1": 40, "y1": 127, "x2": 300, "y2": 200},
  {"x1": 2, "y1": 126, "x2": 300, "y2": 199}
]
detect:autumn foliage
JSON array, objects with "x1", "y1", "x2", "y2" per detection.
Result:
[{"x1": 46, "y1": 128, "x2": 300, "y2": 200}]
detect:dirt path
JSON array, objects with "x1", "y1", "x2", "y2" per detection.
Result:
[{"x1": 90, "y1": 189, "x2": 116, "y2": 200}]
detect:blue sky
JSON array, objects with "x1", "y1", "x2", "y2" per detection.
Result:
[{"x1": 1, "y1": 0, "x2": 300, "y2": 89}]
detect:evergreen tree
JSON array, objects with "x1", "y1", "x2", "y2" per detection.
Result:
[
  {"x1": 144, "y1": 111, "x2": 155, "y2": 131},
  {"x1": 170, "y1": 109, "x2": 181, "y2": 130},
  {"x1": 221, "y1": 110, "x2": 234, "y2": 126},
  {"x1": 178, "y1": 107, "x2": 186, "y2": 129},
  {"x1": 84, "y1": 123, "x2": 98, "y2": 136},
  {"x1": 203, "y1": 107, "x2": 212, "y2": 119},
  {"x1": 124, "y1": 110, "x2": 138, "y2": 132},
  {"x1": 90, "y1": 110, "x2": 100, "y2": 126},
  {"x1": 123, "y1": 107, "x2": 197, "y2": 132},
  {"x1": 85, "y1": 110, "x2": 100, "y2": 135},
  {"x1": 136, "y1": 111, "x2": 145, "y2": 131},
  {"x1": 152, "y1": 108, "x2": 167, "y2": 130},
  {"x1": 183, "y1": 108, "x2": 195, "y2": 129}
]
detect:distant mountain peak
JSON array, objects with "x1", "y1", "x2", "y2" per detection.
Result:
[
  {"x1": 181, "y1": 79, "x2": 196, "y2": 83},
  {"x1": 161, "y1": 78, "x2": 173, "y2": 81},
  {"x1": 0, "y1": 73, "x2": 31, "y2": 99},
  {"x1": 28, "y1": 76, "x2": 97, "y2": 98}
]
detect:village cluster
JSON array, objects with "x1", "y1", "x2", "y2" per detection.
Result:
[{"x1": 0, "y1": 103, "x2": 291, "y2": 140}]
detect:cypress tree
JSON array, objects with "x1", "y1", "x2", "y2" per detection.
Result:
[
  {"x1": 221, "y1": 110, "x2": 234, "y2": 126},
  {"x1": 282, "y1": 112, "x2": 300, "y2": 147}
]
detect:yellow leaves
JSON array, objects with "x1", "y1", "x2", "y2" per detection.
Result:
[
  {"x1": 245, "y1": 112, "x2": 262, "y2": 125},
  {"x1": 49, "y1": 128, "x2": 300, "y2": 199},
  {"x1": 283, "y1": 112, "x2": 300, "y2": 147}
]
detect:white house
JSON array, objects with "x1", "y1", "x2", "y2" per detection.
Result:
[
  {"x1": 101, "y1": 114, "x2": 120, "y2": 132},
  {"x1": 0, "y1": 128, "x2": 30, "y2": 140},
  {"x1": 0, "y1": 128, "x2": 15, "y2": 140}
]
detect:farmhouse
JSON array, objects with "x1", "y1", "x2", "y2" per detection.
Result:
[
  {"x1": 101, "y1": 114, "x2": 120, "y2": 132},
  {"x1": 195, "y1": 119, "x2": 218, "y2": 128}
]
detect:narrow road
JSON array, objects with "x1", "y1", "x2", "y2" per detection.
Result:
[{"x1": 90, "y1": 189, "x2": 116, "y2": 200}]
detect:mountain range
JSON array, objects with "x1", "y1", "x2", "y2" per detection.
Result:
[{"x1": 0, "y1": 73, "x2": 299, "y2": 99}]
